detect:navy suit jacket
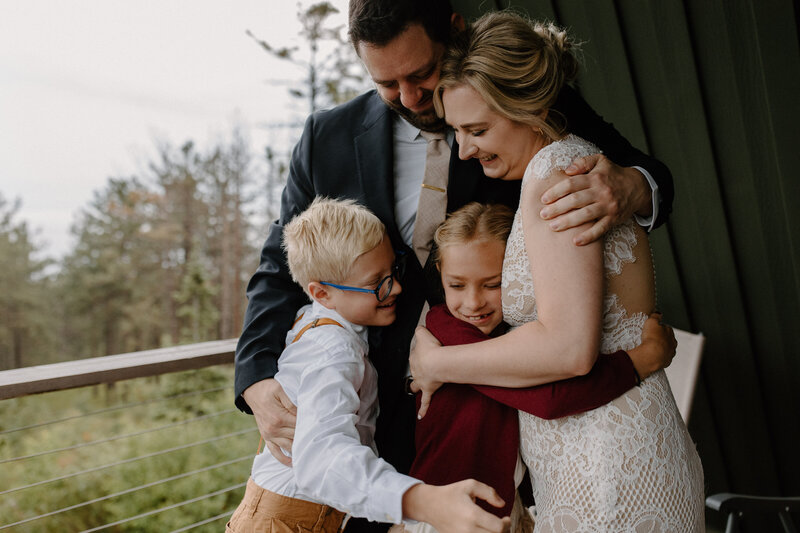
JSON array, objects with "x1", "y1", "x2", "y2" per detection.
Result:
[{"x1": 234, "y1": 88, "x2": 673, "y2": 530}]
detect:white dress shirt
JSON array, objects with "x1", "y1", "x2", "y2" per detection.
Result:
[
  {"x1": 250, "y1": 301, "x2": 420, "y2": 524},
  {"x1": 632, "y1": 166, "x2": 659, "y2": 231},
  {"x1": 393, "y1": 116, "x2": 454, "y2": 246}
]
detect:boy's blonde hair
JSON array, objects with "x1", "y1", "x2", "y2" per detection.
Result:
[
  {"x1": 283, "y1": 197, "x2": 386, "y2": 297},
  {"x1": 433, "y1": 202, "x2": 514, "y2": 266}
]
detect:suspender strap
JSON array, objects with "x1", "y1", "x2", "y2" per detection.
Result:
[
  {"x1": 256, "y1": 315, "x2": 344, "y2": 455},
  {"x1": 292, "y1": 317, "x2": 344, "y2": 344}
]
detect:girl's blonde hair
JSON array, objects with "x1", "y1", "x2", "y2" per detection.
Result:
[
  {"x1": 433, "y1": 202, "x2": 514, "y2": 266},
  {"x1": 283, "y1": 197, "x2": 386, "y2": 297},
  {"x1": 433, "y1": 10, "x2": 580, "y2": 141}
]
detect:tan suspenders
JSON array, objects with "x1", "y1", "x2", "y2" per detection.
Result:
[{"x1": 255, "y1": 313, "x2": 344, "y2": 455}]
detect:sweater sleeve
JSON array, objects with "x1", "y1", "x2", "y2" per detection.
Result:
[{"x1": 425, "y1": 305, "x2": 638, "y2": 419}]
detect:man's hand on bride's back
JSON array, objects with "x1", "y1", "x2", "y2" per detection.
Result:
[
  {"x1": 628, "y1": 312, "x2": 677, "y2": 380},
  {"x1": 242, "y1": 378, "x2": 297, "y2": 466},
  {"x1": 539, "y1": 154, "x2": 652, "y2": 245}
]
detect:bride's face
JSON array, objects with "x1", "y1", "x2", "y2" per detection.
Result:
[{"x1": 443, "y1": 83, "x2": 546, "y2": 181}]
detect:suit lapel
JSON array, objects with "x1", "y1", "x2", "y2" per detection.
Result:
[
  {"x1": 354, "y1": 94, "x2": 400, "y2": 243},
  {"x1": 446, "y1": 138, "x2": 485, "y2": 212}
]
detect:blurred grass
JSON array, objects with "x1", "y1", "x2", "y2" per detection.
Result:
[{"x1": 0, "y1": 365, "x2": 256, "y2": 532}]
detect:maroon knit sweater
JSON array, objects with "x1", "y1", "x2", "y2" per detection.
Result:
[{"x1": 409, "y1": 304, "x2": 638, "y2": 518}]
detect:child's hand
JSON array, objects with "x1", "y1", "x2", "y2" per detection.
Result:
[
  {"x1": 628, "y1": 312, "x2": 677, "y2": 380},
  {"x1": 409, "y1": 327, "x2": 444, "y2": 419},
  {"x1": 402, "y1": 480, "x2": 510, "y2": 533}
]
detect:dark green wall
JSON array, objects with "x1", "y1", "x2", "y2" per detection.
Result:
[{"x1": 452, "y1": 0, "x2": 800, "y2": 529}]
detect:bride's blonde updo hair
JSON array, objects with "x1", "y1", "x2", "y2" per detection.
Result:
[{"x1": 433, "y1": 10, "x2": 579, "y2": 141}]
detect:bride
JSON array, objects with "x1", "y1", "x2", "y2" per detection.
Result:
[{"x1": 410, "y1": 11, "x2": 704, "y2": 532}]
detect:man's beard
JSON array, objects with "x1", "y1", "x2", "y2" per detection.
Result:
[{"x1": 383, "y1": 93, "x2": 447, "y2": 133}]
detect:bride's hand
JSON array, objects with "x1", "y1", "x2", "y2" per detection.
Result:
[{"x1": 409, "y1": 326, "x2": 444, "y2": 419}]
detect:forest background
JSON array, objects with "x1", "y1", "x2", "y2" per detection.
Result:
[
  {"x1": 1, "y1": 3, "x2": 370, "y2": 530},
  {"x1": 0, "y1": 1, "x2": 368, "y2": 370}
]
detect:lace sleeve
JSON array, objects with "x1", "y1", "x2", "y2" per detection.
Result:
[
  {"x1": 521, "y1": 134, "x2": 602, "y2": 190},
  {"x1": 604, "y1": 220, "x2": 638, "y2": 276}
]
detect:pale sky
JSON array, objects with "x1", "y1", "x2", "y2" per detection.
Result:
[{"x1": 0, "y1": 0, "x2": 351, "y2": 259}]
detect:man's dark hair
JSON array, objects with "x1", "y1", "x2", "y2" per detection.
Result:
[{"x1": 348, "y1": 0, "x2": 454, "y2": 51}]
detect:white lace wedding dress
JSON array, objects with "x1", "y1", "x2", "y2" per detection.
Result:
[{"x1": 502, "y1": 135, "x2": 705, "y2": 532}]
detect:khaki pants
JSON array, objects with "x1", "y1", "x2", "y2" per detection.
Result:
[{"x1": 227, "y1": 478, "x2": 346, "y2": 533}]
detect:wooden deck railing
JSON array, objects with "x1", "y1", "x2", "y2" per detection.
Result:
[
  {"x1": 0, "y1": 338, "x2": 238, "y2": 400},
  {"x1": 0, "y1": 339, "x2": 253, "y2": 532}
]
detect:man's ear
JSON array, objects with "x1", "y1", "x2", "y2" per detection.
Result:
[
  {"x1": 451, "y1": 13, "x2": 465, "y2": 32},
  {"x1": 308, "y1": 282, "x2": 336, "y2": 310}
]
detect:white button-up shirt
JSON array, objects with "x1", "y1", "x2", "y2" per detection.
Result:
[{"x1": 251, "y1": 302, "x2": 420, "y2": 524}]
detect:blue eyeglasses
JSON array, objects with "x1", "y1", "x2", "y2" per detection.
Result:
[{"x1": 320, "y1": 262, "x2": 401, "y2": 303}]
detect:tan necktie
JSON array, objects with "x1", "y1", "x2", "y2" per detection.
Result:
[{"x1": 411, "y1": 131, "x2": 450, "y2": 265}]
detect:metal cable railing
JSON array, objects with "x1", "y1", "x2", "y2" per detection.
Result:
[
  {"x1": 0, "y1": 347, "x2": 254, "y2": 531},
  {"x1": 0, "y1": 408, "x2": 238, "y2": 465},
  {"x1": 0, "y1": 386, "x2": 227, "y2": 436},
  {"x1": 1, "y1": 456, "x2": 251, "y2": 530},
  {"x1": 0, "y1": 427, "x2": 257, "y2": 497},
  {"x1": 80, "y1": 483, "x2": 247, "y2": 533}
]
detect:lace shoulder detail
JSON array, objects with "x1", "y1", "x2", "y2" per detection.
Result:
[{"x1": 522, "y1": 134, "x2": 601, "y2": 189}]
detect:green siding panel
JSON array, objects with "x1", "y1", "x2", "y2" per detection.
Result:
[
  {"x1": 684, "y1": 0, "x2": 800, "y2": 495},
  {"x1": 452, "y1": 0, "x2": 800, "y2": 525},
  {"x1": 617, "y1": 0, "x2": 781, "y2": 495}
]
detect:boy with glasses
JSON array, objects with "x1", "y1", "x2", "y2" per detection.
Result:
[{"x1": 227, "y1": 197, "x2": 510, "y2": 533}]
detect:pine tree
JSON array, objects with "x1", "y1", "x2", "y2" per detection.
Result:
[
  {"x1": 247, "y1": 1, "x2": 368, "y2": 114},
  {"x1": 0, "y1": 194, "x2": 53, "y2": 368}
]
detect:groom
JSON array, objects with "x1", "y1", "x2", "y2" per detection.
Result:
[{"x1": 235, "y1": 1, "x2": 676, "y2": 530}]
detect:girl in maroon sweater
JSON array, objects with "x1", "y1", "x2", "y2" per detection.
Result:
[{"x1": 407, "y1": 203, "x2": 653, "y2": 532}]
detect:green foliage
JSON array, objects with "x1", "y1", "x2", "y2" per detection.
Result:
[
  {"x1": 0, "y1": 129, "x2": 258, "y2": 367},
  {"x1": 58, "y1": 177, "x2": 164, "y2": 358},
  {"x1": 0, "y1": 366, "x2": 256, "y2": 531},
  {"x1": 175, "y1": 258, "x2": 220, "y2": 344},
  {"x1": 51, "y1": 130, "x2": 258, "y2": 362},
  {"x1": 0, "y1": 194, "x2": 56, "y2": 369},
  {"x1": 0, "y1": 8, "x2": 375, "y2": 526},
  {"x1": 0, "y1": 2, "x2": 374, "y2": 369}
]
